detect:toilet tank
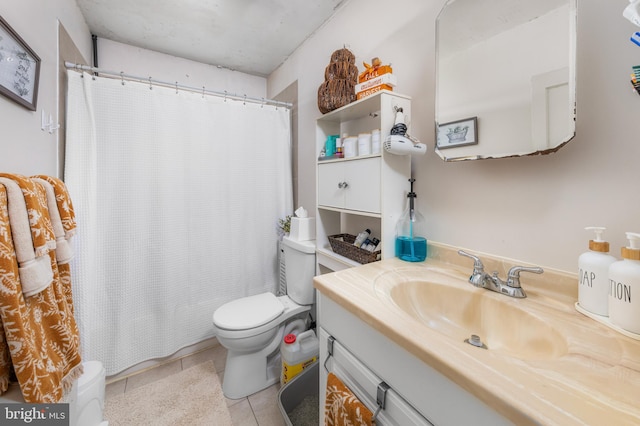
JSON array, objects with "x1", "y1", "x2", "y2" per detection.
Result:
[{"x1": 282, "y1": 237, "x2": 316, "y2": 305}]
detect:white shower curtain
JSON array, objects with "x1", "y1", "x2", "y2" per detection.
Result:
[{"x1": 65, "y1": 71, "x2": 293, "y2": 375}]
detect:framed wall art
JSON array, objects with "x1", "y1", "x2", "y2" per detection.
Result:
[
  {"x1": 0, "y1": 15, "x2": 41, "y2": 111},
  {"x1": 436, "y1": 116, "x2": 478, "y2": 149}
]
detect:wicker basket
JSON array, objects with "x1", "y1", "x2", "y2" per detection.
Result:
[{"x1": 328, "y1": 234, "x2": 380, "y2": 264}]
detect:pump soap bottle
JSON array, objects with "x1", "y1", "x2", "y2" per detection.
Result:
[
  {"x1": 609, "y1": 232, "x2": 640, "y2": 334},
  {"x1": 578, "y1": 227, "x2": 617, "y2": 316},
  {"x1": 395, "y1": 178, "x2": 426, "y2": 262}
]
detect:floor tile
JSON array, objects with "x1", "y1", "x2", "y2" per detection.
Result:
[
  {"x1": 181, "y1": 346, "x2": 217, "y2": 370},
  {"x1": 105, "y1": 378, "x2": 126, "y2": 399},
  {"x1": 228, "y1": 398, "x2": 258, "y2": 426},
  {"x1": 211, "y1": 344, "x2": 228, "y2": 373},
  {"x1": 249, "y1": 383, "x2": 286, "y2": 426}
]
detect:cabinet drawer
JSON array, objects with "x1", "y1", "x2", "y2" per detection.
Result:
[{"x1": 317, "y1": 157, "x2": 381, "y2": 213}]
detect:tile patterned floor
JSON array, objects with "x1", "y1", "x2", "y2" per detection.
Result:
[{"x1": 105, "y1": 341, "x2": 287, "y2": 425}]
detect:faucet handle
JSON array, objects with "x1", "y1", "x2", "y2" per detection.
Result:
[
  {"x1": 507, "y1": 265, "x2": 544, "y2": 288},
  {"x1": 458, "y1": 250, "x2": 485, "y2": 274}
]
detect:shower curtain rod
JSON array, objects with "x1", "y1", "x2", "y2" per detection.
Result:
[{"x1": 64, "y1": 61, "x2": 293, "y2": 109}]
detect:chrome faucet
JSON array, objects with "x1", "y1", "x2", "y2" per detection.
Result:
[{"x1": 457, "y1": 250, "x2": 543, "y2": 298}]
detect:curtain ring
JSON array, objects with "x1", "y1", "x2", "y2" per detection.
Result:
[
  {"x1": 202, "y1": 86, "x2": 205, "y2": 98},
  {"x1": 243, "y1": 94, "x2": 246, "y2": 106},
  {"x1": 224, "y1": 90, "x2": 227, "y2": 102},
  {"x1": 149, "y1": 77, "x2": 153, "y2": 90},
  {"x1": 120, "y1": 72, "x2": 125, "y2": 85},
  {"x1": 261, "y1": 97, "x2": 265, "y2": 108},
  {"x1": 175, "y1": 81, "x2": 178, "y2": 94}
]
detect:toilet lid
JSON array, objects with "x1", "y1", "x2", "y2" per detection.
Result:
[{"x1": 213, "y1": 292, "x2": 284, "y2": 330}]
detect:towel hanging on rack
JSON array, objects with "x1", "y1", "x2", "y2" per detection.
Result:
[
  {"x1": 0, "y1": 176, "x2": 83, "y2": 402},
  {"x1": 325, "y1": 372, "x2": 374, "y2": 426}
]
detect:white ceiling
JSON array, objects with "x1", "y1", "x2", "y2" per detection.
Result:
[{"x1": 75, "y1": 0, "x2": 348, "y2": 77}]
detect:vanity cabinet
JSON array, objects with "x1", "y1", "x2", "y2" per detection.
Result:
[
  {"x1": 317, "y1": 291, "x2": 511, "y2": 426},
  {"x1": 315, "y1": 91, "x2": 411, "y2": 272}
]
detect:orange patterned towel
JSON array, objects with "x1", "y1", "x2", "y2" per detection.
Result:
[
  {"x1": 31, "y1": 175, "x2": 76, "y2": 239},
  {"x1": 0, "y1": 178, "x2": 83, "y2": 403},
  {"x1": 325, "y1": 372, "x2": 374, "y2": 426},
  {"x1": 0, "y1": 175, "x2": 55, "y2": 296}
]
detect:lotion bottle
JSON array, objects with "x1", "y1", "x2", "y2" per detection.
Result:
[
  {"x1": 578, "y1": 227, "x2": 617, "y2": 316},
  {"x1": 609, "y1": 232, "x2": 640, "y2": 334}
]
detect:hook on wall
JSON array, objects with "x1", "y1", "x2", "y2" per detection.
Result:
[{"x1": 41, "y1": 110, "x2": 60, "y2": 134}]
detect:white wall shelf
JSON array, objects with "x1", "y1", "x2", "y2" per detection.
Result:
[{"x1": 315, "y1": 90, "x2": 411, "y2": 272}]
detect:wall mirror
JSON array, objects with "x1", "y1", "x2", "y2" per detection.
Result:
[{"x1": 435, "y1": 0, "x2": 577, "y2": 161}]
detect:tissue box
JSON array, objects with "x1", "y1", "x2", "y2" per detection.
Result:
[{"x1": 290, "y1": 217, "x2": 316, "y2": 241}]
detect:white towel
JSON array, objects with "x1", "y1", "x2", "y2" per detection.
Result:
[
  {"x1": 0, "y1": 177, "x2": 53, "y2": 296},
  {"x1": 32, "y1": 178, "x2": 74, "y2": 264}
]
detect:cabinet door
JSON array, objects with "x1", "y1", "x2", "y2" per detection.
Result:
[
  {"x1": 344, "y1": 157, "x2": 380, "y2": 213},
  {"x1": 318, "y1": 162, "x2": 345, "y2": 209}
]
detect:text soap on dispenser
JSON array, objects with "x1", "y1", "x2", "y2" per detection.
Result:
[
  {"x1": 578, "y1": 227, "x2": 617, "y2": 316},
  {"x1": 608, "y1": 232, "x2": 640, "y2": 334}
]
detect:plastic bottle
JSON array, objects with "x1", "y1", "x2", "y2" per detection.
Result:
[
  {"x1": 578, "y1": 227, "x2": 617, "y2": 316},
  {"x1": 360, "y1": 238, "x2": 372, "y2": 249},
  {"x1": 365, "y1": 237, "x2": 380, "y2": 252},
  {"x1": 353, "y1": 228, "x2": 371, "y2": 247},
  {"x1": 395, "y1": 178, "x2": 427, "y2": 262},
  {"x1": 609, "y1": 232, "x2": 640, "y2": 334},
  {"x1": 280, "y1": 329, "x2": 319, "y2": 385},
  {"x1": 325, "y1": 135, "x2": 337, "y2": 157}
]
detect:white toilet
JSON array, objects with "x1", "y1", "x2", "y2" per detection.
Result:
[{"x1": 212, "y1": 236, "x2": 316, "y2": 399}]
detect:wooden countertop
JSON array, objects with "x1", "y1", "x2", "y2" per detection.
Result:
[{"x1": 313, "y1": 242, "x2": 640, "y2": 426}]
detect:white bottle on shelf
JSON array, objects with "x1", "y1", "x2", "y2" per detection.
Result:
[
  {"x1": 609, "y1": 232, "x2": 640, "y2": 334},
  {"x1": 578, "y1": 227, "x2": 617, "y2": 316},
  {"x1": 353, "y1": 229, "x2": 371, "y2": 247}
]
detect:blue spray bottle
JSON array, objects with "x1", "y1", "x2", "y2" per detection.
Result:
[{"x1": 395, "y1": 178, "x2": 427, "y2": 262}]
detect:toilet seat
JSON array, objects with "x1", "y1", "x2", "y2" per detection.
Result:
[
  {"x1": 213, "y1": 292, "x2": 284, "y2": 330},
  {"x1": 213, "y1": 293, "x2": 309, "y2": 340}
]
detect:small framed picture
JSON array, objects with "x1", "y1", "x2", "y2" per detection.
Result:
[
  {"x1": 0, "y1": 15, "x2": 41, "y2": 111},
  {"x1": 436, "y1": 117, "x2": 478, "y2": 149}
]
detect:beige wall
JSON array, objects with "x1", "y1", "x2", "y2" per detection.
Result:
[
  {"x1": 0, "y1": 0, "x2": 92, "y2": 176},
  {"x1": 269, "y1": 0, "x2": 639, "y2": 274},
  {"x1": 95, "y1": 39, "x2": 267, "y2": 100},
  {"x1": 1, "y1": 0, "x2": 636, "y2": 274},
  {"x1": 0, "y1": 0, "x2": 267, "y2": 178}
]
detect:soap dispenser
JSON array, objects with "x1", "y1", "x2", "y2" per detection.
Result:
[
  {"x1": 578, "y1": 227, "x2": 617, "y2": 316},
  {"x1": 609, "y1": 232, "x2": 640, "y2": 334},
  {"x1": 395, "y1": 178, "x2": 427, "y2": 262}
]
